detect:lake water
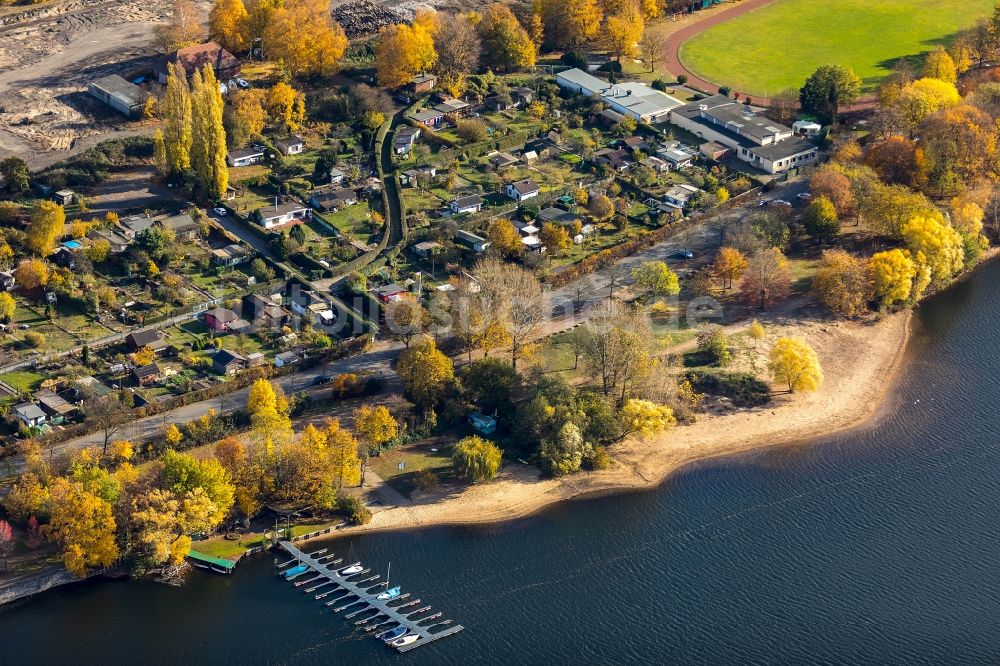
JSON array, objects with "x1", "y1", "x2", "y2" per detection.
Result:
[{"x1": 4, "y1": 259, "x2": 1000, "y2": 665}]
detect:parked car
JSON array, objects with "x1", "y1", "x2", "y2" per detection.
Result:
[
  {"x1": 236, "y1": 78, "x2": 250, "y2": 89},
  {"x1": 310, "y1": 375, "x2": 332, "y2": 386},
  {"x1": 673, "y1": 249, "x2": 695, "y2": 260},
  {"x1": 213, "y1": 207, "x2": 228, "y2": 216},
  {"x1": 797, "y1": 192, "x2": 813, "y2": 201},
  {"x1": 772, "y1": 199, "x2": 793, "y2": 208}
]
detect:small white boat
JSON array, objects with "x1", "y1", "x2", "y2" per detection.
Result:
[
  {"x1": 339, "y1": 564, "x2": 363, "y2": 576},
  {"x1": 390, "y1": 634, "x2": 419, "y2": 648}
]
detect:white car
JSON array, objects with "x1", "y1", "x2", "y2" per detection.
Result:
[
  {"x1": 219, "y1": 82, "x2": 228, "y2": 94},
  {"x1": 236, "y1": 78, "x2": 250, "y2": 89},
  {"x1": 797, "y1": 192, "x2": 813, "y2": 201},
  {"x1": 771, "y1": 199, "x2": 793, "y2": 208},
  {"x1": 213, "y1": 207, "x2": 228, "y2": 216}
]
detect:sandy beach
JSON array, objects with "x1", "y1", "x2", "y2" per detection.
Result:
[{"x1": 336, "y1": 311, "x2": 912, "y2": 536}]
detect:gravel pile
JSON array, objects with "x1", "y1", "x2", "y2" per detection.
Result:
[{"x1": 333, "y1": 0, "x2": 405, "y2": 39}]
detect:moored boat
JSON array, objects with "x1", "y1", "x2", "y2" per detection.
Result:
[
  {"x1": 390, "y1": 634, "x2": 419, "y2": 648},
  {"x1": 339, "y1": 564, "x2": 363, "y2": 576},
  {"x1": 377, "y1": 586, "x2": 401, "y2": 600},
  {"x1": 378, "y1": 626, "x2": 406, "y2": 641}
]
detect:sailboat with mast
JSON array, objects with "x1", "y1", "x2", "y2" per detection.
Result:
[{"x1": 377, "y1": 562, "x2": 401, "y2": 600}]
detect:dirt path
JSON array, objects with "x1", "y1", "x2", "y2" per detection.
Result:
[{"x1": 662, "y1": 0, "x2": 876, "y2": 111}]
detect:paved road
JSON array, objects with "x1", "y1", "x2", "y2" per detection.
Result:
[{"x1": 9, "y1": 347, "x2": 400, "y2": 473}]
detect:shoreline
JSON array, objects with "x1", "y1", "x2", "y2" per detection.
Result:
[{"x1": 317, "y1": 309, "x2": 914, "y2": 540}]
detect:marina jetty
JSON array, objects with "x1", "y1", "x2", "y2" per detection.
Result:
[{"x1": 276, "y1": 541, "x2": 464, "y2": 653}]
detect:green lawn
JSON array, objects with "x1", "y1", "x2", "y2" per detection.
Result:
[
  {"x1": 0, "y1": 370, "x2": 47, "y2": 392},
  {"x1": 370, "y1": 443, "x2": 454, "y2": 497},
  {"x1": 679, "y1": 0, "x2": 993, "y2": 95}
]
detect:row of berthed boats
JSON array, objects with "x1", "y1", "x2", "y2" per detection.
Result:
[{"x1": 279, "y1": 551, "x2": 451, "y2": 650}]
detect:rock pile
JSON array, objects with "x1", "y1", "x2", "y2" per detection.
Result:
[{"x1": 333, "y1": 0, "x2": 405, "y2": 39}]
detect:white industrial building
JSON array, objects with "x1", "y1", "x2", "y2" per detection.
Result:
[{"x1": 555, "y1": 68, "x2": 682, "y2": 123}]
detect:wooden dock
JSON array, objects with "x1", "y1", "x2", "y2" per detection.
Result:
[{"x1": 277, "y1": 541, "x2": 464, "y2": 653}]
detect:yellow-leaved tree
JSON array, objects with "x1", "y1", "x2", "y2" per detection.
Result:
[
  {"x1": 768, "y1": 337, "x2": 823, "y2": 393},
  {"x1": 26, "y1": 200, "x2": 65, "y2": 257},
  {"x1": 619, "y1": 399, "x2": 676, "y2": 438},
  {"x1": 246, "y1": 378, "x2": 292, "y2": 439},
  {"x1": 264, "y1": 0, "x2": 348, "y2": 77},
  {"x1": 46, "y1": 477, "x2": 119, "y2": 577},
  {"x1": 14, "y1": 257, "x2": 49, "y2": 290},
  {"x1": 267, "y1": 82, "x2": 306, "y2": 133},
  {"x1": 375, "y1": 10, "x2": 438, "y2": 88},
  {"x1": 922, "y1": 45, "x2": 957, "y2": 83},
  {"x1": 900, "y1": 214, "x2": 964, "y2": 287},
  {"x1": 604, "y1": 0, "x2": 644, "y2": 63},
  {"x1": 396, "y1": 335, "x2": 454, "y2": 415},
  {"x1": 190, "y1": 65, "x2": 229, "y2": 200},
  {"x1": 163, "y1": 62, "x2": 192, "y2": 176},
  {"x1": 476, "y1": 3, "x2": 536, "y2": 73},
  {"x1": 209, "y1": 0, "x2": 250, "y2": 54},
  {"x1": 868, "y1": 248, "x2": 916, "y2": 308},
  {"x1": 714, "y1": 246, "x2": 747, "y2": 289},
  {"x1": 812, "y1": 249, "x2": 873, "y2": 318}
]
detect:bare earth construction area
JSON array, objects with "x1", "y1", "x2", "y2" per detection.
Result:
[{"x1": 678, "y1": 0, "x2": 994, "y2": 97}]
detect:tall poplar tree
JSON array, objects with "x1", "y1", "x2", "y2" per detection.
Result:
[
  {"x1": 163, "y1": 62, "x2": 192, "y2": 176},
  {"x1": 190, "y1": 66, "x2": 229, "y2": 200}
]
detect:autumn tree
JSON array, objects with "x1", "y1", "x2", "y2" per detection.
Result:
[
  {"x1": 769, "y1": 88, "x2": 800, "y2": 125},
  {"x1": 265, "y1": 0, "x2": 348, "y2": 77},
  {"x1": 631, "y1": 260, "x2": 679, "y2": 298},
  {"x1": 47, "y1": 477, "x2": 119, "y2": 577},
  {"x1": 267, "y1": 82, "x2": 306, "y2": 133},
  {"x1": 0, "y1": 519, "x2": 12, "y2": 571},
  {"x1": 803, "y1": 195, "x2": 840, "y2": 247},
  {"x1": 0, "y1": 157, "x2": 29, "y2": 195},
  {"x1": 812, "y1": 250, "x2": 873, "y2": 318},
  {"x1": 539, "y1": 222, "x2": 571, "y2": 257},
  {"x1": 892, "y1": 78, "x2": 961, "y2": 133},
  {"x1": 160, "y1": 450, "x2": 235, "y2": 526},
  {"x1": 132, "y1": 487, "x2": 219, "y2": 566},
  {"x1": 487, "y1": 218, "x2": 524, "y2": 258},
  {"x1": 920, "y1": 104, "x2": 997, "y2": 193},
  {"x1": 900, "y1": 214, "x2": 964, "y2": 286},
  {"x1": 865, "y1": 136, "x2": 924, "y2": 188},
  {"x1": 14, "y1": 257, "x2": 49, "y2": 290},
  {"x1": 189, "y1": 66, "x2": 229, "y2": 200},
  {"x1": 26, "y1": 201, "x2": 64, "y2": 256},
  {"x1": 396, "y1": 334, "x2": 455, "y2": 413},
  {"x1": 473, "y1": 258, "x2": 547, "y2": 369},
  {"x1": 354, "y1": 405, "x2": 398, "y2": 452},
  {"x1": 376, "y1": 10, "x2": 438, "y2": 88},
  {"x1": 618, "y1": 399, "x2": 675, "y2": 438},
  {"x1": 433, "y1": 15, "x2": 482, "y2": 93},
  {"x1": 0, "y1": 292, "x2": 14, "y2": 322},
  {"x1": 247, "y1": 378, "x2": 292, "y2": 439},
  {"x1": 539, "y1": 422, "x2": 589, "y2": 475},
  {"x1": 855, "y1": 181, "x2": 936, "y2": 237},
  {"x1": 638, "y1": 26, "x2": 666, "y2": 73},
  {"x1": 384, "y1": 297, "x2": 429, "y2": 347},
  {"x1": 163, "y1": 63, "x2": 192, "y2": 176},
  {"x1": 868, "y1": 248, "x2": 917, "y2": 308},
  {"x1": 3, "y1": 473, "x2": 49, "y2": 524},
  {"x1": 452, "y1": 435, "x2": 502, "y2": 482},
  {"x1": 799, "y1": 64, "x2": 861, "y2": 124},
  {"x1": 741, "y1": 248, "x2": 791, "y2": 309},
  {"x1": 922, "y1": 45, "x2": 957, "y2": 83},
  {"x1": 225, "y1": 89, "x2": 267, "y2": 147},
  {"x1": 809, "y1": 166, "x2": 854, "y2": 217},
  {"x1": 581, "y1": 301, "x2": 652, "y2": 400},
  {"x1": 604, "y1": 0, "x2": 643, "y2": 63},
  {"x1": 768, "y1": 337, "x2": 823, "y2": 393},
  {"x1": 154, "y1": 0, "x2": 205, "y2": 52},
  {"x1": 714, "y1": 247, "x2": 747, "y2": 289},
  {"x1": 539, "y1": 0, "x2": 602, "y2": 50},
  {"x1": 209, "y1": 0, "x2": 250, "y2": 54},
  {"x1": 588, "y1": 194, "x2": 614, "y2": 221},
  {"x1": 477, "y1": 3, "x2": 536, "y2": 73}
]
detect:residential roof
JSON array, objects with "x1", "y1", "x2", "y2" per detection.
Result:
[
  {"x1": 34, "y1": 389, "x2": 76, "y2": 415},
  {"x1": 275, "y1": 351, "x2": 300, "y2": 363},
  {"x1": 159, "y1": 213, "x2": 197, "y2": 232},
  {"x1": 452, "y1": 194, "x2": 483, "y2": 208},
  {"x1": 374, "y1": 283, "x2": 407, "y2": 296},
  {"x1": 410, "y1": 108, "x2": 444, "y2": 123},
  {"x1": 214, "y1": 349, "x2": 246, "y2": 367},
  {"x1": 508, "y1": 179, "x2": 539, "y2": 195},
  {"x1": 120, "y1": 215, "x2": 155, "y2": 234},
  {"x1": 132, "y1": 363, "x2": 161, "y2": 379},
  {"x1": 410, "y1": 72, "x2": 437, "y2": 85},
  {"x1": 127, "y1": 329, "x2": 165, "y2": 349},
  {"x1": 228, "y1": 147, "x2": 265, "y2": 161},
  {"x1": 749, "y1": 136, "x2": 817, "y2": 161},
  {"x1": 538, "y1": 207, "x2": 580, "y2": 225},
  {"x1": 277, "y1": 135, "x2": 304, "y2": 146},
  {"x1": 664, "y1": 183, "x2": 700, "y2": 202},
  {"x1": 165, "y1": 41, "x2": 239, "y2": 75},
  {"x1": 435, "y1": 98, "x2": 470, "y2": 113},
  {"x1": 397, "y1": 126, "x2": 420, "y2": 138},
  {"x1": 455, "y1": 229, "x2": 487, "y2": 245},
  {"x1": 489, "y1": 152, "x2": 519, "y2": 167},
  {"x1": 14, "y1": 402, "x2": 46, "y2": 421},
  {"x1": 256, "y1": 201, "x2": 309, "y2": 219},
  {"x1": 204, "y1": 307, "x2": 239, "y2": 323},
  {"x1": 75, "y1": 376, "x2": 112, "y2": 398},
  {"x1": 311, "y1": 188, "x2": 357, "y2": 206}
]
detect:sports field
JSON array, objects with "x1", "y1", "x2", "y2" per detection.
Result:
[{"x1": 679, "y1": 0, "x2": 993, "y2": 96}]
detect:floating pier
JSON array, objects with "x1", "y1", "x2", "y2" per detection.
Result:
[{"x1": 277, "y1": 541, "x2": 464, "y2": 653}]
